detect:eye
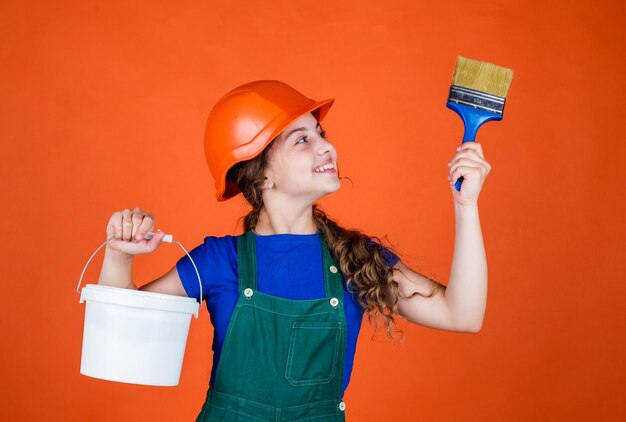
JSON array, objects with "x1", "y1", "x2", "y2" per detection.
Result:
[
  {"x1": 296, "y1": 135, "x2": 308, "y2": 145},
  {"x1": 319, "y1": 130, "x2": 327, "y2": 139}
]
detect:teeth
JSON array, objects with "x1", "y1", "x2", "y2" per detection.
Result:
[{"x1": 314, "y1": 163, "x2": 335, "y2": 172}]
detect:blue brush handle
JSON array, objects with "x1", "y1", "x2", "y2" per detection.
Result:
[{"x1": 446, "y1": 102, "x2": 502, "y2": 191}]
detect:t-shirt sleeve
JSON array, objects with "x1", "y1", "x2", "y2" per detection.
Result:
[
  {"x1": 175, "y1": 235, "x2": 237, "y2": 301},
  {"x1": 364, "y1": 235, "x2": 400, "y2": 268}
]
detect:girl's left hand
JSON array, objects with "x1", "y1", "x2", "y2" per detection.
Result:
[{"x1": 448, "y1": 142, "x2": 491, "y2": 206}]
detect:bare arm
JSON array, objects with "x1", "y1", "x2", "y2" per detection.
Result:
[
  {"x1": 140, "y1": 266, "x2": 187, "y2": 296},
  {"x1": 391, "y1": 142, "x2": 490, "y2": 333},
  {"x1": 392, "y1": 203, "x2": 487, "y2": 332}
]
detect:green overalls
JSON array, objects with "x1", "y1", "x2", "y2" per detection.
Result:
[{"x1": 196, "y1": 232, "x2": 348, "y2": 422}]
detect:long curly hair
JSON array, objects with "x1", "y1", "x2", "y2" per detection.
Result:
[{"x1": 226, "y1": 139, "x2": 415, "y2": 337}]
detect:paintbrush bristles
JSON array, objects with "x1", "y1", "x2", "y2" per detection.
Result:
[{"x1": 452, "y1": 56, "x2": 513, "y2": 98}]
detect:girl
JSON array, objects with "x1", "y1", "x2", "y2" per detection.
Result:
[{"x1": 98, "y1": 80, "x2": 489, "y2": 421}]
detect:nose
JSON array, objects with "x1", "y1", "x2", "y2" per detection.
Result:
[{"x1": 317, "y1": 137, "x2": 333, "y2": 155}]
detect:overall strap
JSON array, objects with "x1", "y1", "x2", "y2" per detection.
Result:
[
  {"x1": 320, "y1": 236, "x2": 344, "y2": 299},
  {"x1": 237, "y1": 231, "x2": 257, "y2": 291}
]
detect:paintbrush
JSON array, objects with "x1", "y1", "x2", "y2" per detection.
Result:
[{"x1": 447, "y1": 56, "x2": 513, "y2": 191}]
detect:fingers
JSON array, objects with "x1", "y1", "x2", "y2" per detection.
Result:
[
  {"x1": 122, "y1": 209, "x2": 133, "y2": 241},
  {"x1": 106, "y1": 218, "x2": 116, "y2": 239},
  {"x1": 131, "y1": 209, "x2": 144, "y2": 240},
  {"x1": 107, "y1": 208, "x2": 156, "y2": 242},
  {"x1": 448, "y1": 157, "x2": 490, "y2": 182},
  {"x1": 448, "y1": 143, "x2": 491, "y2": 182},
  {"x1": 456, "y1": 141, "x2": 485, "y2": 159},
  {"x1": 105, "y1": 208, "x2": 164, "y2": 256},
  {"x1": 449, "y1": 143, "x2": 487, "y2": 165},
  {"x1": 134, "y1": 211, "x2": 155, "y2": 241},
  {"x1": 144, "y1": 230, "x2": 166, "y2": 252},
  {"x1": 446, "y1": 143, "x2": 492, "y2": 198},
  {"x1": 448, "y1": 160, "x2": 489, "y2": 186},
  {"x1": 107, "y1": 211, "x2": 124, "y2": 240}
]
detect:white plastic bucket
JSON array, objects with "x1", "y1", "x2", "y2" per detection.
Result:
[
  {"x1": 79, "y1": 285, "x2": 199, "y2": 386},
  {"x1": 77, "y1": 233, "x2": 202, "y2": 386}
]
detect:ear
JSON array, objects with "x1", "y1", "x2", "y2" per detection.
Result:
[
  {"x1": 262, "y1": 161, "x2": 277, "y2": 190},
  {"x1": 261, "y1": 177, "x2": 274, "y2": 190}
]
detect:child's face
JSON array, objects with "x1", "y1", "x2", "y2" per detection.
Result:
[{"x1": 264, "y1": 113, "x2": 340, "y2": 203}]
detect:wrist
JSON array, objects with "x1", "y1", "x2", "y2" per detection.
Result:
[
  {"x1": 454, "y1": 201, "x2": 479, "y2": 213},
  {"x1": 105, "y1": 245, "x2": 134, "y2": 261}
]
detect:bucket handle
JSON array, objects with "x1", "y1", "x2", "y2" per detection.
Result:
[{"x1": 75, "y1": 233, "x2": 203, "y2": 315}]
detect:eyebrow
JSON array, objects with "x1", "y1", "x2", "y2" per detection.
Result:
[{"x1": 284, "y1": 123, "x2": 322, "y2": 140}]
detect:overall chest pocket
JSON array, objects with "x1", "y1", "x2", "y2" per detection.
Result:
[{"x1": 285, "y1": 320, "x2": 343, "y2": 386}]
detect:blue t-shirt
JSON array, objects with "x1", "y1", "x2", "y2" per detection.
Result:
[{"x1": 176, "y1": 233, "x2": 399, "y2": 396}]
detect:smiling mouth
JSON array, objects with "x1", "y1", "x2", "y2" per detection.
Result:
[{"x1": 313, "y1": 163, "x2": 336, "y2": 173}]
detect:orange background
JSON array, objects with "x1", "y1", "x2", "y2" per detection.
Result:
[{"x1": 1, "y1": 0, "x2": 624, "y2": 420}]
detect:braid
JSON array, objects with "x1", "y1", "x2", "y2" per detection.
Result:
[
  {"x1": 243, "y1": 208, "x2": 262, "y2": 233},
  {"x1": 313, "y1": 206, "x2": 401, "y2": 338}
]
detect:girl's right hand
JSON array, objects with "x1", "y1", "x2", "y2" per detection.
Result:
[{"x1": 105, "y1": 208, "x2": 166, "y2": 256}]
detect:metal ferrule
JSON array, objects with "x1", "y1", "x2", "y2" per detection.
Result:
[{"x1": 448, "y1": 85, "x2": 506, "y2": 115}]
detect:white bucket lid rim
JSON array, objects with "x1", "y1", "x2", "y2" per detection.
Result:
[{"x1": 80, "y1": 284, "x2": 199, "y2": 316}]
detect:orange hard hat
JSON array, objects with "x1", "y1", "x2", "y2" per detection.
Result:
[{"x1": 204, "y1": 80, "x2": 334, "y2": 201}]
